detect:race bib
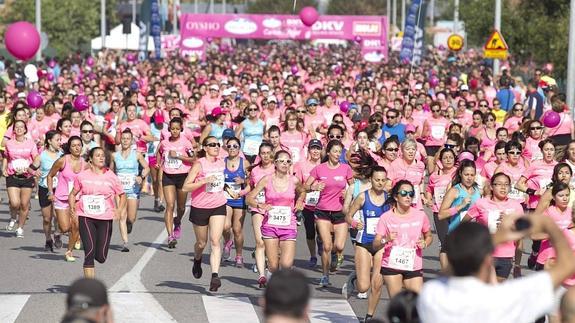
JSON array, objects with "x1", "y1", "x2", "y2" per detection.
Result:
[
  {"x1": 164, "y1": 154, "x2": 182, "y2": 170},
  {"x1": 82, "y1": 195, "x2": 106, "y2": 216},
  {"x1": 388, "y1": 246, "x2": 416, "y2": 271},
  {"x1": 267, "y1": 206, "x2": 292, "y2": 226},
  {"x1": 532, "y1": 151, "x2": 543, "y2": 161},
  {"x1": 291, "y1": 147, "x2": 301, "y2": 163},
  {"x1": 304, "y1": 191, "x2": 320, "y2": 206},
  {"x1": 431, "y1": 125, "x2": 445, "y2": 139},
  {"x1": 412, "y1": 186, "x2": 420, "y2": 205},
  {"x1": 186, "y1": 121, "x2": 200, "y2": 131},
  {"x1": 94, "y1": 115, "x2": 105, "y2": 128},
  {"x1": 12, "y1": 158, "x2": 29, "y2": 173},
  {"x1": 243, "y1": 139, "x2": 260, "y2": 156},
  {"x1": 433, "y1": 186, "x2": 447, "y2": 206},
  {"x1": 487, "y1": 210, "x2": 501, "y2": 233},
  {"x1": 508, "y1": 182, "x2": 524, "y2": 200},
  {"x1": 365, "y1": 217, "x2": 379, "y2": 236},
  {"x1": 256, "y1": 190, "x2": 266, "y2": 204},
  {"x1": 206, "y1": 172, "x2": 225, "y2": 193},
  {"x1": 224, "y1": 182, "x2": 241, "y2": 199},
  {"x1": 118, "y1": 173, "x2": 136, "y2": 191}
]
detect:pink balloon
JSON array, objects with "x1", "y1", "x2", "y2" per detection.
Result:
[
  {"x1": 339, "y1": 101, "x2": 350, "y2": 113},
  {"x1": 73, "y1": 95, "x2": 89, "y2": 112},
  {"x1": 542, "y1": 110, "x2": 561, "y2": 128},
  {"x1": 429, "y1": 76, "x2": 439, "y2": 87},
  {"x1": 126, "y1": 53, "x2": 136, "y2": 62},
  {"x1": 48, "y1": 59, "x2": 56, "y2": 68},
  {"x1": 354, "y1": 35, "x2": 362, "y2": 43},
  {"x1": 299, "y1": 6, "x2": 319, "y2": 27},
  {"x1": 206, "y1": 37, "x2": 213, "y2": 43},
  {"x1": 291, "y1": 65, "x2": 299, "y2": 75},
  {"x1": 86, "y1": 57, "x2": 94, "y2": 67},
  {"x1": 36, "y1": 69, "x2": 44, "y2": 78},
  {"x1": 47, "y1": 73, "x2": 54, "y2": 81},
  {"x1": 26, "y1": 91, "x2": 43, "y2": 108},
  {"x1": 4, "y1": 21, "x2": 40, "y2": 61}
]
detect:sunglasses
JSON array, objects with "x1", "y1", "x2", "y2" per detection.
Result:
[
  {"x1": 486, "y1": 118, "x2": 495, "y2": 122},
  {"x1": 385, "y1": 148, "x2": 399, "y2": 152},
  {"x1": 432, "y1": 109, "x2": 441, "y2": 113},
  {"x1": 205, "y1": 142, "x2": 221, "y2": 148},
  {"x1": 530, "y1": 126, "x2": 544, "y2": 130},
  {"x1": 386, "y1": 115, "x2": 397, "y2": 119},
  {"x1": 296, "y1": 110, "x2": 306, "y2": 113},
  {"x1": 513, "y1": 108, "x2": 523, "y2": 112},
  {"x1": 479, "y1": 104, "x2": 488, "y2": 107},
  {"x1": 227, "y1": 144, "x2": 239, "y2": 149},
  {"x1": 493, "y1": 102, "x2": 501, "y2": 106},
  {"x1": 147, "y1": 99, "x2": 155, "y2": 102},
  {"x1": 398, "y1": 190, "x2": 415, "y2": 198},
  {"x1": 508, "y1": 151, "x2": 522, "y2": 155},
  {"x1": 308, "y1": 104, "x2": 318, "y2": 107},
  {"x1": 81, "y1": 130, "x2": 94, "y2": 134},
  {"x1": 328, "y1": 134, "x2": 342, "y2": 139},
  {"x1": 444, "y1": 144, "x2": 456, "y2": 149},
  {"x1": 275, "y1": 159, "x2": 292, "y2": 164},
  {"x1": 248, "y1": 108, "x2": 258, "y2": 112}
]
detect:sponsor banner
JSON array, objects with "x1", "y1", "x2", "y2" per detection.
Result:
[
  {"x1": 179, "y1": 14, "x2": 388, "y2": 62},
  {"x1": 399, "y1": 0, "x2": 426, "y2": 65}
]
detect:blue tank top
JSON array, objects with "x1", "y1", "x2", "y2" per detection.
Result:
[
  {"x1": 209, "y1": 122, "x2": 226, "y2": 142},
  {"x1": 447, "y1": 183, "x2": 481, "y2": 233},
  {"x1": 39, "y1": 150, "x2": 62, "y2": 188},
  {"x1": 357, "y1": 190, "x2": 389, "y2": 244},
  {"x1": 241, "y1": 119, "x2": 264, "y2": 155},
  {"x1": 224, "y1": 157, "x2": 246, "y2": 208},
  {"x1": 114, "y1": 150, "x2": 140, "y2": 191}
]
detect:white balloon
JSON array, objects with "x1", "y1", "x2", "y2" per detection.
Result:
[
  {"x1": 24, "y1": 64, "x2": 37, "y2": 79},
  {"x1": 27, "y1": 74, "x2": 39, "y2": 83}
]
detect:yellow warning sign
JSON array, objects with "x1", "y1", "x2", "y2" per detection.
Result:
[{"x1": 483, "y1": 30, "x2": 508, "y2": 60}]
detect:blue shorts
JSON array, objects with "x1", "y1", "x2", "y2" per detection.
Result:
[{"x1": 124, "y1": 185, "x2": 141, "y2": 200}]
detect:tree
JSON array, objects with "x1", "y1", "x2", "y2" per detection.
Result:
[
  {"x1": 326, "y1": 0, "x2": 388, "y2": 16},
  {"x1": 247, "y1": 0, "x2": 317, "y2": 14},
  {"x1": 0, "y1": 0, "x2": 119, "y2": 58}
]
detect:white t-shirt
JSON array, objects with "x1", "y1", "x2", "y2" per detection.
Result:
[{"x1": 417, "y1": 272, "x2": 554, "y2": 323}]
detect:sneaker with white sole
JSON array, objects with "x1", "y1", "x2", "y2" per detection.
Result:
[
  {"x1": 319, "y1": 275, "x2": 330, "y2": 287},
  {"x1": 5, "y1": 220, "x2": 16, "y2": 232},
  {"x1": 342, "y1": 272, "x2": 356, "y2": 298},
  {"x1": 357, "y1": 292, "x2": 368, "y2": 299},
  {"x1": 16, "y1": 227, "x2": 24, "y2": 238}
]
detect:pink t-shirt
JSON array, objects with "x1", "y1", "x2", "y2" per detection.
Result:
[
  {"x1": 503, "y1": 116, "x2": 523, "y2": 134},
  {"x1": 425, "y1": 117, "x2": 449, "y2": 146},
  {"x1": 30, "y1": 117, "x2": 54, "y2": 143},
  {"x1": 538, "y1": 229, "x2": 575, "y2": 287},
  {"x1": 280, "y1": 130, "x2": 308, "y2": 163},
  {"x1": 199, "y1": 97, "x2": 221, "y2": 116},
  {"x1": 304, "y1": 113, "x2": 327, "y2": 135},
  {"x1": 523, "y1": 137, "x2": 542, "y2": 161},
  {"x1": 537, "y1": 206, "x2": 573, "y2": 265},
  {"x1": 376, "y1": 208, "x2": 431, "y2": 271},
  {"x1": 74, "y1": 169, "x2": 124, "y2": 220},
  {"x1": 496, "y1": 161, "x2": 527, "y2": 204},
  {"x1": 466, "y1": 197, "x2": 523, "y2": 258},
  {"x1": 262, "y1": 175, "x2": 297, "y2": 230},
  {"x1": 523, "y1": 159, "x2": 557, "y2": 209},
  {"x1": 546, "y1": 112, "x2": 573, "y2": 137},
  {"x1": 294, "y1": 158, "x2": 321, "y2": 210},
  {"x1": 262, "y1": 109, "x2": 281, "y2": 128},
  {"x1": 118, "y1": 119, "x2": 151, "y2": 153},
  {"x1": 4, "y1": 138, "x2": 38, "y2": 177},
  {"x1": 481, "y1": 161, "x2": 500, "y2": 180},
  {"x1": 190, "y1": 157, "x2": 227, "y2": 209},
  {"x1": 158, "y1": 136, "x2": 194, "y2": 175},
  {"x1": 55, "y1": 155, "x2": 86, "y2": 201},
  {"x1": 427, "y1": 168, "x2": 456, "y2": 212},
  {"x1": 387, "y1": 158, "x2": 426, "y2": 208},
  {"x1": 309, "y1": 162, "x2": 353, "y2": 211},
  {"x1": 249, "y1": 164, "x2": 275, "y2": 213}
]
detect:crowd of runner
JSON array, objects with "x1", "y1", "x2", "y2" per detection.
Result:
[{"x1": 2, "y1": 42, "x2": 575, "y2": 322}]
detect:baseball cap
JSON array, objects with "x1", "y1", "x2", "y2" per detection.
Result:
[
  {"x1": 414, "y1": 83, "x2": 423, "y2": 90},
  {"x1": 209, "y1": 84, "x2": 219, "y2": 91},
  {"x1": 268, "y1": 95, "x2": 277, "y2": 103},
  {"x1": 306, "y1": 98, "x2": 319, "y2": 106},
  {"x1": 211, "y1": 107, "x2": 226, "y2": 118},
  {"x1": 153, "y1": 110, "x2": 164, "y2": 124},
  {"x1": 405, "y1": 124, "x2": 416, "y2": 133},
  {"x1": 17, "y1": 92, "x2": 25, "y2": 99},
  {"x1": 308, "y1": 139, "x2": 323, "y2": 149},
  {"x1": 229, "y1": 86, "x2": 238, "y2": 93},
  {"x1": 460, "y1": 84, "x2": 469, "y2": 91},
  {"x1": 249, "y1": 83, "x2": 258, "y2": 90},
  {"x1": 220, "y1": 79, "x2": 229, "y2": 85},
  {"x1": 260, "y1": 85, "x2": 270, "y2": 92},
  {"x1": 222, "y1": 88, "x2": 232, "y2": 96},
  {"x1": 222, "y1": 128, "x2": 235, "y2": 139},
  {"x1": 66, "y1": 278, "x2": 108, "y2": 310}
]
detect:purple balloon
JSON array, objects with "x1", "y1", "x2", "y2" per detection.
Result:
[
  {"x1": 206, "y1": 37, "x2": 213, "y2": 43},
  {"x1": 47, "y1": 72, "x2": 54, "y2": 81},
  {"x1": 73, "y1": 95, "x2": 89, "y2": 112},
  {"x1": 291, "y1": 65, "x2": 299, "y2": 75},
  {"x1": 339, "y1": 101, "x2": 350, "y2": 113},
  {"x1": 26, "y1": 91, "x2": 43, "y2": 108},
  {"x1": 354, "y1": 35, "x2": 362, "y2": 43},
  {"x1": 5, "y1": 21, "x2": 40, "y2": 61},
  {"x1": 299, "y1": 6, "x2": 319, "y2": 27},
  {"x1": 429, "y1": 76, "x2": 439, "y2": 88},
  {"x1": 126, "y1": 53, "x2": 136, "y2": 62},
  {"x1": 543, "y1": 110, "x2": 561, "y2": 128},
  {"x1": 86, "y1": 57, "x2": 94, "y2": 67},
  {"x1": 48, "y1": 59, "x2": 56, "y2": 68}
]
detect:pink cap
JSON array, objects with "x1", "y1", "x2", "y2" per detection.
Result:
[
  {"x1": 405, "y1": 124, "x2": 416, "y2": 133},
  {"x1": 211, "y1": 107, "x2": 226, "y2": 118},
  {"x1": 153, "y1": 110, "x2": 164, "y2": 124},
  {"x1": 458, "y1": 151, "x2": 475, "y2": 163}
]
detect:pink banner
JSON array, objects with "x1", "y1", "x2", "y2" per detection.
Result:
[{"x1": 179, "y1": 14, "x2": 388, "y2": 62}]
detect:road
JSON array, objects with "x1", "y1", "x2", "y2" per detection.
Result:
[{"x1": 0, "y1": 186, "x2": 533, "y2": 323}]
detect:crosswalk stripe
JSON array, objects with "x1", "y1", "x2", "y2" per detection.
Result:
[
  {"x1": 309, "y1": 299, "x2": 358, "y2": 323},
  {"x1": 0, "y1": 295, "x2": 30, "y2": 323},
  {"x1": 202, "y1": 295, "x2": 260, "y2": 323},
  {"x1": 110, "y1": 292, "x2": 177, "y2": 323}
]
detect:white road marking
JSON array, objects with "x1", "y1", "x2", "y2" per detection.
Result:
[
  {"x1": 309, "y1": 299, "x2": 358, "y2": 323},
  {"x1": 0, "y1": 295, "x2": 30, "y2": 323},
  {"x1": 202, "y1": 295, "x2": 260, "y2": 323}
]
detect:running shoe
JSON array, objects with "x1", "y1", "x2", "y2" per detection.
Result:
[
  {"x1": 127, "y1": 221, "x2": 133, "y2": 234},
  {"x1": 223, "y1": 239, "x2": 234, "y2": 261},
  {"x1": 121, "y1": 244, "x2": 130, "y2": 252},
  {"x1": 54, "y1": 235, "x2": 62, "y2": 249},
  {"x1": 357, "y1": 292, "x2": 368, "y2": 299},
  {"x1": 173, "y1": 221, "x2": 182, "y2": 240},
  {"x1": 364, "y1": 314, "x2": 373, "y2": 322},
  {"x1": 342, "y1": 272, "x2": 356, "y2": 299},
  {"x1": 252, "y1": 263, "x2": 258, "y2": 273},
  {"x1": 319, "y1": 275, "x2": 330, "y2": 287},
  {"x1": 209, "y1": 275, "x2": 222, "y2": 292},
  {"x1": 15, "y1": 227, "x2": 23, "y2": 238},
  {"x1": 167, "y1": 235, "x2": 177, "y2": 249},
  {"x1": 65, "y1": 251, "x2": 76, "y2": 262},
  {"x1": 337, "y1": 254, "x2": 344, "y2": 269},
  {"x1": 74, "y1": 241, "x2": 81, "y2": 250},
  {"x1": 308, "y1": 256, "x2": 318, "y2": 268},
  {"x1": 257, "y1": 275, "x2": 267, "y2": 288},
  {"x1": 192, "y1": 258, "x2": 203, "y2": 279},
  {"x1": 5, "y1": 220, "x2": 16, "y2": 232},
  {"x1": 235, "y1": 256, "x2": 244, "y2": 268},
  {"x1": 45, "y1": 240, "x2": 54, "y2": 252},
  {"x1": 330, "y1": 252, "x2": 338, "y2": 272},
  {"x1": 157, "y1": 203, "x2": 166, "y2": 212}
]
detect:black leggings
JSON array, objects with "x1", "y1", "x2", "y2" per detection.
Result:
[
  {"x1": 303, "y1": 208, "x2": 316, "y2": 241},
  {"x1": 79, "y1": 216, "x2": 113, "y2": 268}
]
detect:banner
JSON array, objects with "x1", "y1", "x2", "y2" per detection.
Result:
[
  {"x1": 138, "y1": 0, "x2": 151, "y2": 60},
  {"x1": 399, "y1": 0, "x2": 426, "y2": 65},
  {"x1": 179, "y1": 14, "x2": 388, "y2": 62},
  {"x1": 150, "y1": 0, "x2": 162, "y2": 59}
]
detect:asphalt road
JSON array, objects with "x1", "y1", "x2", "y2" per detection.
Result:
[{"x1": 0, "y1": 185, "x2": 533, "y2": 323}]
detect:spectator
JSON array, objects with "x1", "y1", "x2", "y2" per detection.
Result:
[
  {"x1": 61, "y1": 278, "x2": 113, "y2": 323},
  {"x1": 525, "y1": 79, "x2": 545, "y2": 120},
  {"x1": 495, "y1": 76, "x2": 515, "y2": 111},
  {"x1": 264, "y1": 269, "x2": 310, "y2": 323}
]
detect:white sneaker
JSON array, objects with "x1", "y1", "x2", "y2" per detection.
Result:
[
  {"x1": 5, "y1": 220, "x2": 16, "y2": 232},
  {"x1": 357, "y1": 292, "x2": 368, "y2": 299},
  {"x1": 16, "y1": 227, "x2": 23, "y2": 238}
]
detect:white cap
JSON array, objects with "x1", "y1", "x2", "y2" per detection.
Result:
[
  {"x1": 260, "y1": 85, "x2": 270, "y2": 92},
  {"x1": 268, "y1": 95, "x2": 277, "y2": 103},
  {"x1": 231, "y1": 65, "x2": 238, "y2": 70},
  {"x1": 209, "y1": 84, "x2": 219, "y2": 91},
  {"x1": 414, "y1": 83, "x2": 423, "y2": 90},
  {"x1": 220, "y1": 79, "x2": 229, "y2": 85},
  {"x1": 222, "y1": 88, "x2": 232, "y2": 96},
  {"x1": 249, "y1": 83, "x2": 258, "y2": 90},
  {"x1": 17, "y1": 92, "x2": 25, "y2": 99},
  {"x1": 67, "y1": 90, "x2": 77, "y2": 96},
  {"x1": 460, "y1": 84, "x2": 469, "y2": 91},
  {"x1": 229, "y1": 86, "x2": 238, "y2": 92}
]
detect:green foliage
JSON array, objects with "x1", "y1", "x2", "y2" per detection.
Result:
[
  {"x1": 246, "y1": 0, "x2": 317, "y2": 14},
  {"x1": 326, "y1": 0, "x2": 388, "y2": 16},
  {"x1": 0, "y1": 0, "x2": 119, "y2": 58}
]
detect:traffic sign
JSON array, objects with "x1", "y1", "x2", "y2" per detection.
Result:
[
  {"x1": 483, "y1": 30, "x2": 508, "y2": 60},
  {"x1": 447, "y1": 34, "x2": 464, "y2": 51}
]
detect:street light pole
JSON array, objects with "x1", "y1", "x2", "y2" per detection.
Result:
[
  {"x1": 173, "y1": 0, "x2": 178, "y2": 34},
  {"x1": 132, "y1": 0, "x2": 136, "y2": 24},
  {"x1": 387, "y1": 0, "x2": 391, "y2": 40},
  {"x1": 392, "y1": 0, "x2": 397, "y2": 33},
  {"x1": 493, "y1": 0, "x2": 501, "y2": 77},
  {"x1": 101, "y1": 0, "x2": 106, "y2": 49},
  {"x1": 35, "y1": 0, "x2": 41, "y2": 61},
  {"x1": 401, "y1": 0, "x2": 405, "y2": 31},
  {"x1": 453, "y1": 0, "x2": 459, "y2": 34},
  {"x1": 567, "y1": 0, "x2": 575, "y2": 111}
]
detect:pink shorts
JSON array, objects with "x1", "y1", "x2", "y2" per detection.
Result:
[
  {"x1": 261, "y1": 225, "x2": 297, "y2": 241},
  {"x1": 148, "y1": 156, "x2": 157, "y2": 169},
  {"x1": 54, "y1": 198, "x2": 69, "y2": 210}
]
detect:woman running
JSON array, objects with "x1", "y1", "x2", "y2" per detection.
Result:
[
  {"x1": 183, "y1": 136, "x2": 227, "y2": 292},
  {"x1": 29, "y1": 130, "x2": 62, "y2": 250},
  {"x1": 110, "y1": 129, "x2": 150, "y2": 252},
  {"x1": 387, "y1": 139, "x2": 427, "y2": 210},
  {"x1": 222, "y1": 137, "x2": 251, "y2": 267},
  {"x1": 247, "y1": 150, "x2": 304, "y2": 274},
  {"x1": 3, "y1": 120, "x2": 38, "y2": 238},
  {"x1": 47, "y1": 136, "x2": 86, "y2": 262},
  {"x1": 305, "y1": 140, "x2": 354, "y2": 287},
  {"x1": 345, "y1": 166, "x2": 389, "y2": 322},
  {"x1": 463, "y1": 172, "x2": 524, "y2": 281},
  {"x1": 280, "y1": 111, "x2": 308, "y2": 163},
  {"x1": 156, "y1": 117, "x2": 194, "y2": 248},
  {"x1": 70, "y1": 147, "x2": 126, "y2": 278},
  {"x1": 373, "y1": 180, "x2": 432, "y2": 297},
  {"x1": 235, "y1": 102, "x2": 265, "y2": 163}
]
